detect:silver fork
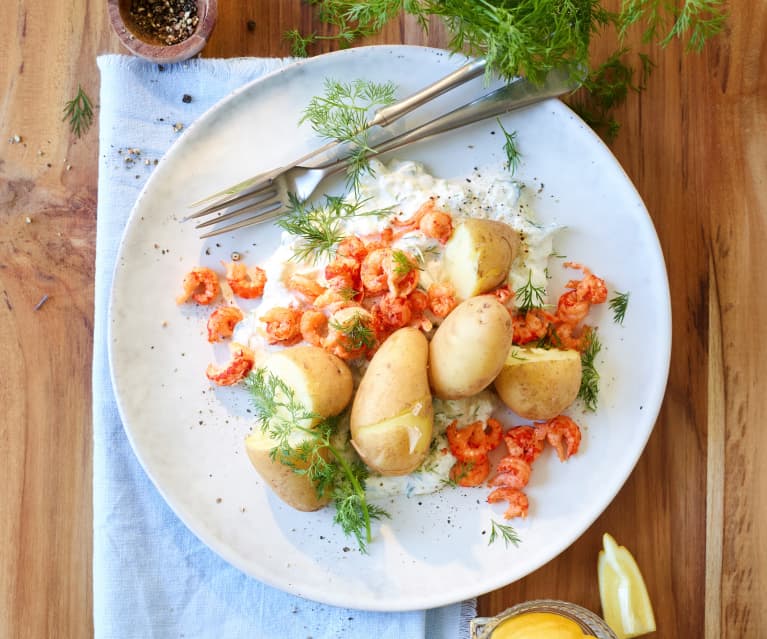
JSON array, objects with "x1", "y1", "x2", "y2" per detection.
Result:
[
  {"x1": 191, "y1": 66, "x2": 579, "y2": 238},
  {"x1": 187, "y1": 59, "x2": 487, "y2": 215}
]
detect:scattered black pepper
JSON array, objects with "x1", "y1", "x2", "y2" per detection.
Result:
[{"x1": 129, "y1": 0, "x2": 199, "y2": 46}]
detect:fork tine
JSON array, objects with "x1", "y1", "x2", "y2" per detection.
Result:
[
  {"x1": 188, "y1": 168, "x2": 280, "y2": 207},
  {"x1": 184, "y1": 183, "x2": 278, "y2": 221},
  {"x1": 193, "y1": 190, "x2": 280, "y2": 228},
  {"x1": 199, "y1": 200, "x2": 286, "y2": 239}
]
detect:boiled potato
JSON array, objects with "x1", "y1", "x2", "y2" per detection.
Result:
[
  {"x1": 350, "y1": 327, "x2": 433, "y2": 476},
  {"x1": 429, "y1": 296, "x2": 513, "y2": 399},
  {"x1": 443, "y1": 218, "x2": 520, "y2": 300},
  {"x1": 494, "y1": 346, "x2": 582, "y2": 420},
  {"x1": 259, "y1": 345, "x2": 354, "y2": 423},
  {"x1": 245, "y1": 432, "x2": 330, "y2": 512},
  {"x1": 244, "y1": 346, "x2": 353, "y2": 511}
]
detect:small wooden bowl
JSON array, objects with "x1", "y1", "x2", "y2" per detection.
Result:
[{"x1": 108, "y1": 0, "x2": 218, "y2": 64}]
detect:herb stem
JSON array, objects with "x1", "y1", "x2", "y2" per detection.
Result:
[{"x1": 326, "y1": 441, "x2": 372, "y2": 543}]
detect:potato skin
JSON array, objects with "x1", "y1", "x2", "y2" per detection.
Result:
[
  {"x1": 350, "y1": 327, "x2": 433, "y2": 476},
  {"x1": 443, "y1": 218, "x2": 520, "y2": 300},
  {"x1": 494, "y1": 347, "x2": 582, "y2": 420},
  {"x1": 262, "y1": 345, "x2": 353, "y2": 423},
  {"x1": 428, "y1": 296, "x2": 513, "y2": 399},
  {"x1": 245, "y1": 431, "x2": 330, "y2": 512},
  {"x1": 245, "y1": 346, "x2": 353, "y2": 511}
]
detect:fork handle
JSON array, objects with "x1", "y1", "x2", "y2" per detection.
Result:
[
  {"x1": 367, "y1": 58, "x2": 487, "y2": 128},
  {"x1": 367, "y1": 67, "x2": 579, "y2": 158}
]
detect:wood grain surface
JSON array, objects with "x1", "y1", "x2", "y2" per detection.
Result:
[{"x1": 1, "y1": 2, "x2": 764, "y2": 637}]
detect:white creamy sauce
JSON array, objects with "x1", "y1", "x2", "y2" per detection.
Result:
[{"x1": 234, "y1": 159, "x2": 560, "y2": 499}]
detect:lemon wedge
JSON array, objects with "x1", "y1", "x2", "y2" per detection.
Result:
[{"x1": 597, "y1": 533, "x2": 657, "y2": 639}]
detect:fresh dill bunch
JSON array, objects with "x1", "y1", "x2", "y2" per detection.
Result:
[
  {"x1": 245, "y1": 368, "x2": 388, "y2": 552},
  {"x1": 488, "y1": 519, "x2": 521, "y2": 548},
  {"x1": 608, "y1": 290, "x2": 630, "y2": 325},
  {"x1": 496, "y1": 118, "x2": 522, "y2": 175},
  {"x1": 578, "y1": 327, "x2": 602, "y2": 411},
  {"x1": 300, "y1": 78, "x2": 397, "y2": 193},
  {"x1": 293, "y1": 0, "x2": 725, "y2": 141},
  {"x1": 63, "y1": 85, "x2": 94, "y2": 138},
  {"x1": 514, "y1": 270, "x2": 546, "y2": 313},
  {"x1": 418, "y1": 0, "x2": 613, "y2": 84},
  {"x1": 329, "y1": 312, "x2": 376, "y2": 350}
]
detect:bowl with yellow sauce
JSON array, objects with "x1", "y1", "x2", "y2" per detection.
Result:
[{"x1": 470, "y1": 600, "x2": 618, "y2": 639}]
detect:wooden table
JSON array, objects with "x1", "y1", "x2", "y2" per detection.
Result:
[{"x1": 1, "y1": 2, "x2": 764, "y2": 637}]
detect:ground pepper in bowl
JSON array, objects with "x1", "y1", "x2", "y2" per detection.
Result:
[{"x1": 128, "y1": 0, "x2": 199, "y2": 46}]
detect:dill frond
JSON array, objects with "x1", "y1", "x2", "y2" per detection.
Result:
[
  {"x1": 514, "y1": 270, "x2": 546, "y2": 313},
  {"x1": 391, "y1": 249, "x2": 420, "y2": 277},
  {"x1": 277, "y1": 194, "x2": 383, "y2": 263},
  {"x1": 329, "y1": 312, "x2": 376, "y2": 350},
  {"x1": 497, "y1": 118, "x2": 522, "y2": 175},
  {"x1": 608, "y1": 290, "x2": 630, "y2": 325},
  {"x1": 63, "y1": 85, "x2": 94, "y2": 138},
  {"x1": 246, "y1": 368, "x2": 388, "y2": 552},
  {"x1": 300, "y1": 78, "x2": 397, "y2": 193},
  {"x1": 488, "y1": 519, "x2": 521, "y2": 548},
  {"x1": 577, "y1": 327, "x2": 602, "y2": 411}
]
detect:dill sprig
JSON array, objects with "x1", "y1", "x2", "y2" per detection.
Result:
[
  {"x1": 578, "y1": 327, "x2": 602, "y2": 411},
  {"x1": 300, "y1": 78, "x2": 397, "y2": 193},
  {"x1": 63, "y1": 85, "x2": 94, "y2": 138},
  {"x1": 246, "y1": 368, "x2": 388, "y2": 552},
  {"x1": 608, "y1": 290, "x2": 630, "y2": 325},
  {"x1": 497, "y1": 118, "x2": 522, "y2": 175},
  {"x1": 277, "y1": 194, "x2": 386, "y2": 263},
  {"x1": 391, "y1": 249, "x2": 420, "y2": 277},
  {"x1": 619, "y1": 0, "x2": 728, "y2": 51},
  {"x1": 329, "y1": 312, "x2": 376, "y2": 350},
  {"x1": 514, "y1": 270, "x2": 546, "y2": 313},
  {"x1": 286, "y1": 0, "x2": 404, "y2": 56},
  {"x1": 277, "y1": 193, "x2": 345, "y2": 263},
  {"x1": 488, "y1": 519, "x2": 521, "y2": 548}
]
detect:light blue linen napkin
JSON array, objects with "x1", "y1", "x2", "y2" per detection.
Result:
[{"x1": 93, "y1": 54, "x2": 476, "y2": 639}]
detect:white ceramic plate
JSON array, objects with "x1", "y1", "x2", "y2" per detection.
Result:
[{"x1": 109, "y1": 46, "x2": 671, "y2": 611}]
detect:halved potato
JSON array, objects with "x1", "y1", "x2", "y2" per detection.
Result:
[
  {"x1": 260, "y1": 345, "x2": 354, "y2": 424},
  {"x1": 443, "y1": 218, "x2": 520, "y2": 300},
  {"x1": 244, "y1": 345, "x2": 353, "y2": 511},
  {"x1": 494, "y1": 346, "x2": 582, "y2": 420},
  {"x1": 245, "y1": 431, "x2": 331, "y2": 512},
  {"x1": 350, "y1": 327, "x2": 433, "y2": 476}
]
